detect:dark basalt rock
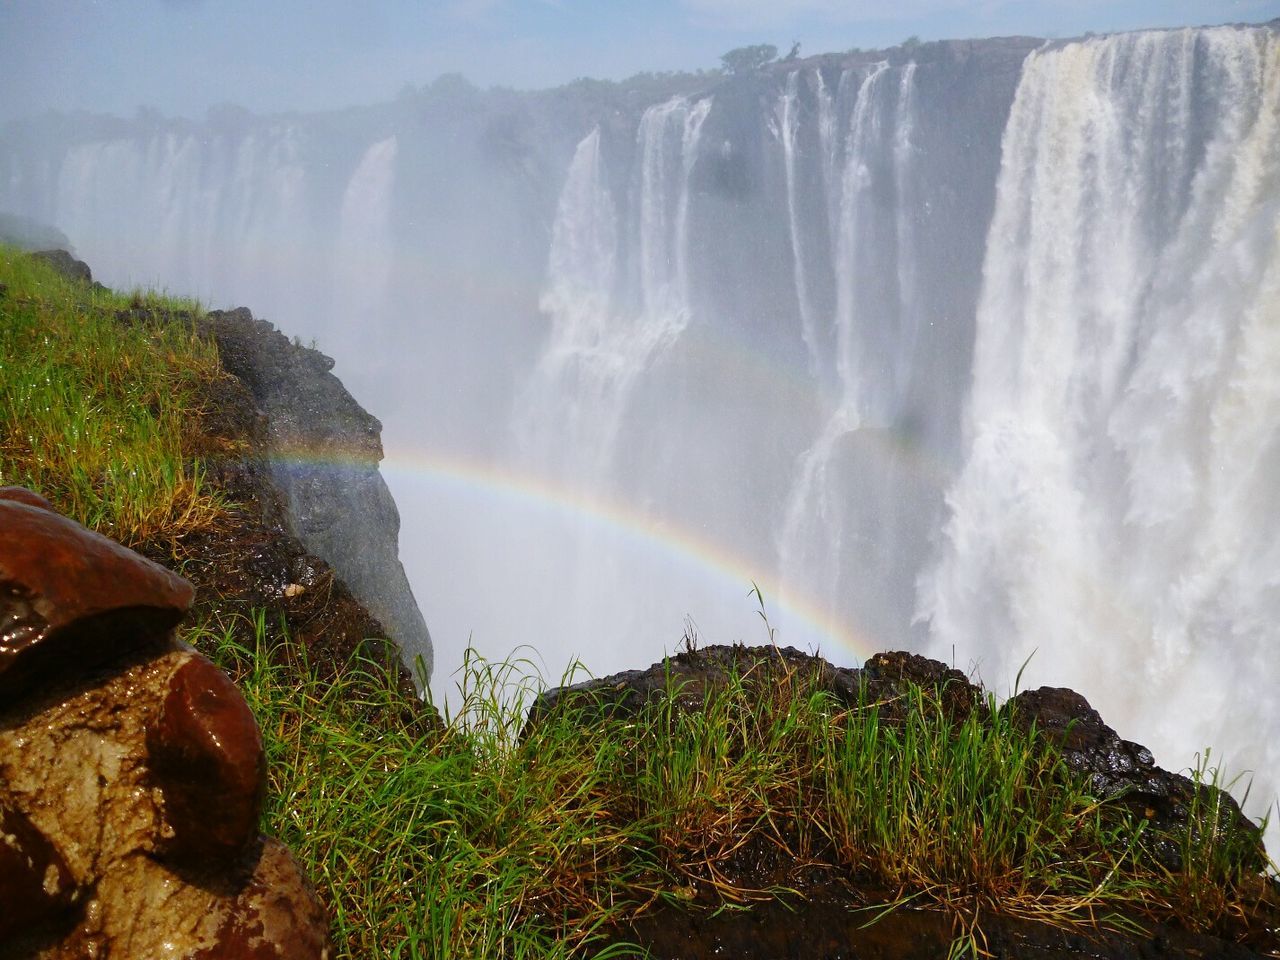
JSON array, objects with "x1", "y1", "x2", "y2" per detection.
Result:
[
  {"x1": 1007, "y1": 686, "x2": 1267, "y2": 873},
  {"x1": 621, "y1": 895, "x2": 1274, "y2": 960},
  {"x1": 198, "y1": 306, "x2": 433, "y2": 683},
  {"x1": 528, "y1": 644, "x2": 982, "y2": 732},
  {"x1": 148, "y1": 655, "x2": 268, "y2": 867},
  {"x1": 527, "y1": 642, "x2": 854, "y2": 730},
  {"x1": 31, "y1": 249, "x2": 93, "y2": 285},
  {"x1": 539, "y1": 644, "x2": 1277, "y2": 960},
  {"x1": 858, "y1": 649, "x2": 981, "y2": 722}
]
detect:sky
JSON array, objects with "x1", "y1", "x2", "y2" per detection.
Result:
[{"x1": 1, "y1": 0, "x2": 1278, "y2": 125}]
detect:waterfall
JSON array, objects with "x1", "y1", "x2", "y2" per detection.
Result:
[
  {"x1": 44, "y1": 130, "x2": 314, "y2": 322},
  {"x1": 776, "y1": 72, "x2": 820, "y2": 374},
  {"x1": 921, "y1": 26, "x2": 1280, "y2": 828},
  {"x1": 2, "y1": 22, "x2": 1275, "y2": 840},
  {"x1": 777, "y1": 62, "x2": 921, "y2": 638},
  {"x1": 332, "y1": 136, "x2": 399, "y2": 370},
  {"x1": 518, "y1": 96, "x2": 712, "y2": 481}
]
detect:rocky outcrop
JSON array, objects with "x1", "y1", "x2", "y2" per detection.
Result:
[
  {"x1": 1006, "y1": 686, "x2": 1271, "y2": 875},
  {"x1": 34, "y1": 245, "x2": 430, "y2": 697},
  {"x1": 30, "y1": 249, "x2": 93, "y2": 286},
  {"x1": 197, "y1": 306, "x2": 432, "y2": 683},
  {"x1": 0, "y1": 487, "x2": 330, "y2": 959},
  {"x1": 535, "y1": 644, "x2": 1278, "y2": 960}
]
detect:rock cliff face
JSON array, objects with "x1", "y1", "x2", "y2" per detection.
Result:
[
  {"x1": 198, "y1": 306, "x2": 433, "y2": 682},
  {"x1": 0, "y1": 487, "x2": 330, "y2": 959},
  {"x1": 23, "y1": 247, "x2": 432, "y2": 682}
]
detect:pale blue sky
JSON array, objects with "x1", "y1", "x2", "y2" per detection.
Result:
[{"x1": 1, "y1": 0, "x2": 1277, "y2": 123}]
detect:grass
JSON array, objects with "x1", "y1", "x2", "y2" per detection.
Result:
[
  {"x1": 192, "y1": 611, "x2": 1275, "y2": 959},
  {"x1": 0, "y1": 244, "x2": 226, "y2": 545},
  {"x1": 3, "y1": 244, "x2": 1275, "y2": 957}
]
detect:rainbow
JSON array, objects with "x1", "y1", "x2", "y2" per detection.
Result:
[{"x1": 266, "y1": 445, "x2": 892, "y2": 666}]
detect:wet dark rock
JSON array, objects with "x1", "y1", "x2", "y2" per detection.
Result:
[
  {"x1": 858, "y1": 649, "x2": 981, "y2": 721},
  {"x1": 31, "y1": 249, "x2": 92, "y2": 285},
  {"x1": 199, "y1": 306, "x2": 433, "y2": 682},
  {"x1": 528, "y1": 644, "x2": 980, "y2": 732},
  {"x1": 148, "y1": 655, "x2": 267, "y2": 867},
  {"x1": 0, "y1": 804, "x2": 79, "y2": 944},
  {"x1": 0, "y1": 494, "x2": 193, "y2": 702},
  {"x1": 619, "y1": 897, "x2": 1273, "y2": 960},
  {"x1": 527, "y1": 643, "x2": 858, "y2": 730},
  {"x1": 159, "y1": 348, "x2": 428, "y2": 709},
  {"x1": 540, "y1": 645, "x2": 1278, "y2": 959},
  {"x1": 1008, "y1": 686, "x2": 1267, "y2": 872}
]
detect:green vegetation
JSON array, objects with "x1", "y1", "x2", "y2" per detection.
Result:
[
  {"x1": 0, "y1": 245, "x2": 226, "y2": 545},
  {"x1": 2, "y1": 245, "x2": 1274, "y2": 957},
  {"x1": 719, "y1": 44, "x2": 778, "y2": 74},
  {"x1": 194, "y1": 618, "x2": 1274, "y2": 959}
]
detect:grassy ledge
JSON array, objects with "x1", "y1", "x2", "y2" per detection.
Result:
[
  {"x1": 198, "y1": 620, "x2": 1277, "y2": 959},
  {"x1": 0, "y1": 245, "x2": 226, "y2": 545},
  {"x1": 2, "y1": 246, "x2": 1276, "y2": 958}
]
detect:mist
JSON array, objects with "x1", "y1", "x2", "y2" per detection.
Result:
[{"x1": 2, "y1": 11, "x2": 1279, "y2": 855}]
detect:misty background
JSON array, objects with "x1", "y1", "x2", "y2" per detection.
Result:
[
  {"x1": 3, "y1": 1, "x2": 1280, "y2": 854},
  {"x1": 2, "y1": 0, "x2": 1278, "y2": 123}
]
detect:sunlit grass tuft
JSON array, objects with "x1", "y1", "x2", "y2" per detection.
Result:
[{"x1": 0, "y1": 244, "x2": 227, "y2": 544}]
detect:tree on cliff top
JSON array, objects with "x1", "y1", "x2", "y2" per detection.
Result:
[{"x1": 720, "y1": 43, "x2": 778, "y2": 74}]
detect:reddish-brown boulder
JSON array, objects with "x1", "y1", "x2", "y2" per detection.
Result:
[
  {"x1": 0, "y1": 486, "x2": 56, "y2": 512},
  {"x1": 0, "y1": 487, "x2": 330, "y2": 959},
  {"x1": 0, "y1": 803, "x2": 79, "y2": 944},
  {"x1": 148, "y1": 655, "x2": 267, "y2": 866},
  {"x1": 191, "y1": 838, "x2": 332, "y2": 960},
  {"x1": 0, "y1": 493, "x2": 194, "y2": 702}
]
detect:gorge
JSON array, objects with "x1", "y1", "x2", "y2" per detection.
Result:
[{"x1": 2, "y1": 21, "x2": 1278, "y2": 850}]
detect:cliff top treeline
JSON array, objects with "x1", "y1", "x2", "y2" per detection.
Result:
[{"x1": 1, "y1": 245, "x2": 1277, "y2": 958}]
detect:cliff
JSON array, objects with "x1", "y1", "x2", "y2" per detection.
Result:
[
  {"x1": 18, "y1": 248, "x2": 432, "y2": 687},
  {"x1": 197, "y1": 306, "x2": 433, "y2": 682}
]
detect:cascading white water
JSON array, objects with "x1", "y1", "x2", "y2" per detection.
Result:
[
  {"x1": 51, "y1": 131, "x2": 313, "y2": 316},
  {"x1": 332, "y1": 136, "x2": 398, "y2": 368},
  {"x1": 776, "y1": 62, "x2": 921, "y2": 636},
  {"x1": 518, "y1": 126, "x2": 621, "y2": 478},
  {"x1": 921, "y1": 26, "x2": 1280, "y2": 838},
  {"x1": 518, "y1": 95, "x2": 711, "y2": 486},
  {"x1": 502, "y1": 95, "x2": 719, "y2": 676},
  {"x1": 775, "y1": 72, "x2": 820, "y2": 375}
]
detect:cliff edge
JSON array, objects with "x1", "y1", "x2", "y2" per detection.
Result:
[{"x1": 198, "y1": 307, "x2": 433, "y2": 682}]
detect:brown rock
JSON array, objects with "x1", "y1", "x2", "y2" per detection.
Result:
[
  {"x1": 0, "y1": 486, "x2": 56, "y2": 512},
  {"x1": 0, "y1": 492, "x2": 194, "y2": 702},
  {"x1": 0, "y1": 493, "x2": 331, "y2": 958},
  {"x1": 0, "y1": 804, "x2": 79, "y2": 944},
  {"x1": 148, "y1": 655, "x2": 267, "y2": 866},
  {"x1": 191, "y1": 838, "x2": 331, "y2": 960}
]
